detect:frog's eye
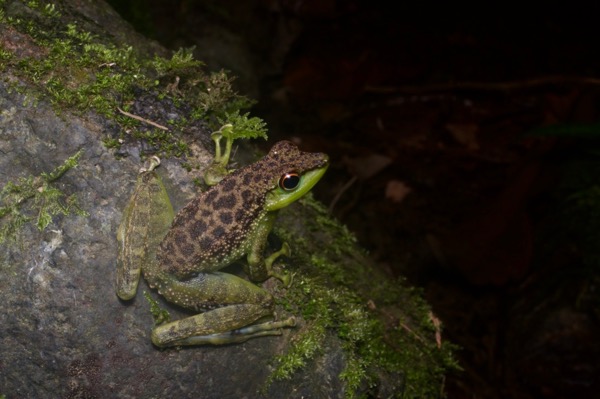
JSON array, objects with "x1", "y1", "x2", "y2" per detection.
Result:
[{"x1": 279, "y1": 172, "x2": 300, "y2": 191}]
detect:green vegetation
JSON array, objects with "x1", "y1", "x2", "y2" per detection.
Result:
[
  {"x1": 0, "y1": 1, "x2": 264, "y2": 160},
  {"x1": 0, "y1": 2, "x2": 458, "y2": 396},
  {"x1": 204, "y1": 111, "x2": 268, "y2": 185},
  {"x1": 0, "y1": 0, "x2": 268, "y2": 236},
  {"x1": 144, "y1": 290, "x2": 171, "y2": 326},
  {"x1": 0, "y1": 151, "x2": 88, "y2": 243},
  {"x1": 268, "y1": 197, "x2": 459, "y2": 398}
]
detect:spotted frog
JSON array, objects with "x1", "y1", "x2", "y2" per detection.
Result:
[{"x1": 116, "y1": 141, "x2": 328, "y2": 346}]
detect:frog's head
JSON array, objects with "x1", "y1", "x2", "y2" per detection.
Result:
[{"x1": 262, "y1": 141, "x2": 329, "y2": 211}]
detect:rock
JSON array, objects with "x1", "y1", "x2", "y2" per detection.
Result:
[{"x1": 0, "y1": 1, "x2": 454, "y2": 398}]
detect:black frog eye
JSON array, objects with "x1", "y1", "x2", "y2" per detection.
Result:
[{"x1": 279, "y1": 172, "x2": 300, "y2": 191}]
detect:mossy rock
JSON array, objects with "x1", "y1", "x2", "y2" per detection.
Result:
[{"x1": 0, "y1": 1, "x2": 457, "y2": 398}]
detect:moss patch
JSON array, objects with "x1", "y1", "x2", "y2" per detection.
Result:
[
  {"x1": 0, "y1": 150, "x2": 87, "y2": 243},
  {"x1": 0, "y1": 0, "x2": 268, "y2": 238},
  {"x1": 0, "y1": 2, "x2": 459, "y2": 396},
  {"x1": 0, "y1": 0, "x2": 264, "y2": 161},
  {"x1": 269, "y1": 196, "x2": 460, "y2": 398}
]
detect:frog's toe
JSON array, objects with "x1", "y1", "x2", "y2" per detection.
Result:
[
  {"x1": 139, "y1": 156, "x2": 161, "y2": 173},
  {"x1": 281, "y1": 242, "x2": 291, "y2": 257},
  {"x1": 271, "y1": 270, "x2": 294, "y2": 287},
  {"x1": 284, "y1": 271, "x2": 295, "y2": 288},
  {"x1": 284, "y1": 316, "x2": 296, "y2": 328}
]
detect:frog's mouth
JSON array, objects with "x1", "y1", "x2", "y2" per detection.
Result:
[{"x1": 265, "y1": 161, "x2": 329, "y2": 211}]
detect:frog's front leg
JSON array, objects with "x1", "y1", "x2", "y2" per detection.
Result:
[
  {"x1": 152, "y1": 272, "x2": 295, "y2": 346},
  {"x1": 244, "y1": 211, "x2": 293, "y2": 286}
]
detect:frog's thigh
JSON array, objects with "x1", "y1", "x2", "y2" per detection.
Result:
[
  {"x1": 161, "y1": 271, "x2": 273, "y2": 309},
  {"x1": 153, "y1": 272, "x2": 282, "y2": 346}
]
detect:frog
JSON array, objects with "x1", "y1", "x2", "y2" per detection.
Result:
[{"x1": 116, "y1": 141, "x2": 329, "y2": 347}]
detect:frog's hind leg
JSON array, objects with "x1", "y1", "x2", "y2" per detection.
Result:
[
  {"x1": 182, "y1": 315, "x2": 296, "y2": 345},
  {"x1": 116, "y1": 161, "x2": 174, "y2": 301},
  {"x1": 152, "y1": 272, "x2": 295, "y2": 347},
  {"x1": 152, "y1": 304, "x2": 296, "y2": 346}
]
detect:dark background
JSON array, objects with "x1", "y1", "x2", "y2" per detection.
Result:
[{"x1": 106, "y1": 1, "x2": 600, "y2": 397}]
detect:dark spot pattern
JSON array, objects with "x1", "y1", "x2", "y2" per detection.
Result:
[
  {"x1": 199, "y1": 236, "x2": 213, "y2": 251},
  {"x1": 220, "y1": 178, "x2": 236, "y2": 192},
  {"x1": 253, "y1": 174, "x2": 263, "y2": 184},
  {"x1": 204, "y1": 190, "x2": 218, "y2": 205},
  {"x1": 190, "y1": 219, "x2": 207, "y2": 236},
  {"x1": 157, "y1": 140, "x2": 328, "y2": 279},
  {"x1": 164, "y1": 254, "x2": 188, "y2": 276},
  {"x1": 212, "y1": 226, "x2": 225, "y2": 239},
  {"x1": 214, "y1": 193, "x2": 236, "y2": 210},
  {"x1": 173, "y1": 231, "x2": 187, "y2": 245},
  {"x1": 241, "y1": 189, "x2": 252, "y2": 203},
  {"x1": 219, "y1": 211, "x2": 233, "y2": 225},
  {"x1": 235, "y1": 208, "x2": 246, "y2": 220},
  {"x1": 179, "y1": 241, "x2": 196, "y2": 257},
  {"x1": 163, "y1": 241, "x2": 175, "y2": 253}
]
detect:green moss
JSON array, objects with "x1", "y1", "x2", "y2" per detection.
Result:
[
  {"x1": 143, "y1": 290, "x2": 171, "y2": 326},
  {"x1": 268, "y1": 321, "x2": 327, "y2": 382},
  {"x1": 0, "y1": 150, "x2": 88, "y2": 243},
  {"x1": 1, "y1": 1, "x2": 263, "y2": 160},
  {"x1": 7, "y1": 22, "x2": 150, "y2": 121},
  {"x1": 1, "y1": 2, "x2": 457, "y2": 395},
  {"x1": 269, "y1": 196, "x2": 459, "y2": 397}
]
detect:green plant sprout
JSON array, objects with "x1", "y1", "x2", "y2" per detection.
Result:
[
  {"x1": 203, "y1": 111, "x2": 268, "y2": 185},
  {"x1": 0, "y1": 150, "x2": 88, "y2": 243}
]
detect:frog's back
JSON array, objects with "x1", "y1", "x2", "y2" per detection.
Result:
[
  {"x1": 157, "y1": 168, "x2": 269, "y2": 278},
  {"x1": 156, "y1": 141, "x2": 328, "y2": 279}
]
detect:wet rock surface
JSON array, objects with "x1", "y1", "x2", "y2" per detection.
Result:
[
  {"x1": 0, "y1": 81, "x2": 348, "y2": 398},
  {"x1": 0, "y1": 1, "x2": 451, "y2": 397}
]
